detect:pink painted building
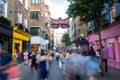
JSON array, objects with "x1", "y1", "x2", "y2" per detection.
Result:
[{"x1": 87, "y1": 21, "x2": 120, "y2": 69}]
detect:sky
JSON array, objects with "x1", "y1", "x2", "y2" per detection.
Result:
[
  {"x1": 45, "y1": 0, "x2": 70, "y2": 47},
  {"x1": 45, "y1": 0, "x2": 69, "y2": 19}
]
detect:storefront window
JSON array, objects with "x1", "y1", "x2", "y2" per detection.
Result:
[
  {"x1": 14, "y1": 43, "x2": 20, "y2": 58},
  {"x1": 107, "y1": 38, "x2": 115, "y2": 59},
  {"x1": 0, "y1": 35, "x2": 9, "y2": 51},
  {"x1": 107, "y1": 43, "x2": 115, "y2": 59}
]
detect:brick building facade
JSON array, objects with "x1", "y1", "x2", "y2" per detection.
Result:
[
  {"x1": 30, "y1": 0, "x2": 51, "y2": 51},
  {"x1": 7, "y1": 0, "x2": 30, "y2": 30}
]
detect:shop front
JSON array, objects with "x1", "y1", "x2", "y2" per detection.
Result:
[
  {"x1": 0, "y1": 23, "x2": 12, "y2": 53},
  {"x1": 12, "y1": 27, "x2": 31, "y2": 60}
]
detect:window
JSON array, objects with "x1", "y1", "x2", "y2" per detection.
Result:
[
  {"x1": 30, "y1": 27, "x2": 39, "y2": 36},
  {"x1": 30, "y1": 11, "x2": 41, "y2": 20},
  {"x1": 25, "y1": 0, "x2": 28, "y2": 10},
  {"x1": 45, "y1": 22, "x2": 48, "y2": 27},
  {"x1": 42, "y1": 31, "x2": 44, "y2": 39},
  {"x1": 30, "y1": 27, "x2": 41, "y2": 36},
  {"x1": 24, "y1": 18, "x2": 28, "y2": 28},
  {"x1": 31, "y1": 0, "x2": 40, "y2": 4},
  {"x1": 18, "y1": 12, "x2": 22, "y2": 23},
  {"x1": 45, "y1": 34, "x2": 49, "y2": 40},
  {"x1": 0, "y1": 0, "x2": 5, "y2": 16},
  {"x1": 45, "y1": 11, "x2": 48, "y2": 17},
  {"x1": 116, "y1": 2, "x2": 120, "y2": 16}
]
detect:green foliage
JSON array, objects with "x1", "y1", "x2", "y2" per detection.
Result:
[
  {"x1": 66, "y1": 0, "x2": 115, "y2": 32},
  {"x1": 25, "y1": 28, "x2": 30, "y2": 33},
  {"x1": 115, "y1": 14, "x2": 120, "y2": 21},
  {"x1": 15, "y1": 23, "x2": 24, "y2": 30},
  {"x1": 61, "y1": 33, "x2": 71, "y2": 47},
  {"x1": 0, "y1": 16, "x2": 11, "y2": 26}
]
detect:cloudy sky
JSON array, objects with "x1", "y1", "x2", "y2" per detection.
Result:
[
  {"x1": 45, "y1": 0, "x2": 69, "y2": 19},
  {"x1": 45, "y1": 0, "x2": 70, "y2": 46}
]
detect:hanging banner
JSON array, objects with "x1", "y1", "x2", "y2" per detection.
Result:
[{"x1": 50, "y1": 17, "x2": 70, "y2": 29}]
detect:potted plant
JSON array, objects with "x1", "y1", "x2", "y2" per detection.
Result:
[
  {"x1": 15, "y1": 23, "x2": 24, "y2": 30},
  {"x1": 0, "y1": 16, "x2": 11, "y2": 26}
]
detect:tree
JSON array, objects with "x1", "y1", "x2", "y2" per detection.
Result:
[
  {"x1": 61, "y1": 33, "x2": 71, "y2": 47},
  {"x1": 66, "y1": 0, "x2": 115, "y2": 75}
]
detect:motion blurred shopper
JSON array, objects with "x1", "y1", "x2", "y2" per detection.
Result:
[
  {"x1": 61, "y1": 50, "x2": 67, "y2": 74},
  {"x1": 37, "y1": 50, "x2": 53, "y2": 80},
  {"x1": 102, "y1": 46, "x2": 108, "y2": 73},
  {"x1": 23, "y1": 50, "x2": 28, "y2": 65},
  {"x1": 0, "y1": 47, "x2": 12, "y2": 80},
  {"x1": 55, "y1": 50, "x2": 60, "y2": 62},
  {"x1": 30, "y1": 50, "x2": 37, "y2": 70},
  {"x1": 65, "y1": 49, "x2": 77, "y2": 80},
  {"x1": 85, "y1": 46, "x2": 99, "y2": 80},
  {"x1": 7, "y1": 61, "x2": 20, "y2": 80}
]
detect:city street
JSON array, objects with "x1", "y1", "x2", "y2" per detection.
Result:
[
  {"x1": 19, "y1": 60, "x2": 64, "y2": 80},
  {"x1": 1, "y1": 0, "x2": 120, "y2": 80},
  {"x1": 18, "y1": 61, "x2": 120, "y2": 80}
]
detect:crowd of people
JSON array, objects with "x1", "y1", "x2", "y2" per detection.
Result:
[{"x1": 0, "y1": 45, "x2": 108, "y2": 80}]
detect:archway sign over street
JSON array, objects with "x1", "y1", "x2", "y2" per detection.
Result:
[{"x1": 50, "y1": 17, "x2": 70, "y2": 29}]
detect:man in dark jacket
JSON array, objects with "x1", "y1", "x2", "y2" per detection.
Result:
[{"x1": 0, "y1": 47, "x2": 12, "y2": 80}]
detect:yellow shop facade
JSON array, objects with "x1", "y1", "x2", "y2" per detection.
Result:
[{"x1": 12, "y1": 27, "x2": 31, "y2": 60}]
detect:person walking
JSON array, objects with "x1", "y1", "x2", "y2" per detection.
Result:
[
  {"x1": 60, "y1": 50, "x2": 67, "y2": 74},
  {"x1": 30, "y1": 50, "x2": 37, "y2": 70},
  {"x1": 0, "y1": 47, "x2": 12, "y2": 80},
  {"x1": 85, "y1": 46, "x2": 100, "y2": 80},
  {"x1": 55, "y1": 50, "x2": 60, "y2": 62},
  {"x1": 37, "y1": 50, "x2": 53, "y2": 80},
  {"x1": 102, "y1": 46, "x2": 108, "y2": 73},
  {"x1": 23, "y1": 50, "x2": 28, "y2": 65}
]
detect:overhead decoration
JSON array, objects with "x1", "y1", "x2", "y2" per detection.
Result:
[{"x1": 50, "y1": 17, "x2": 70, "y2": 29}]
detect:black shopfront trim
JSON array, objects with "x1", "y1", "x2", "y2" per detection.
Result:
[{"x1": 0, "y1": 23, "x2": 12, "y2": 54}]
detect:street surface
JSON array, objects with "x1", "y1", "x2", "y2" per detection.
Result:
[{"x1": 18, "y1": 61, "x2": 120, "y2": 80}]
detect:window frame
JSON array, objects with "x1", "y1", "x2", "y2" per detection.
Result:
[{"x1": 30, "y1": 11, "x2": 41, "y2": 20}]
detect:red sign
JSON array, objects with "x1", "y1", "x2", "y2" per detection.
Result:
[{"x1": 51, "y1": 17, "x2": 70, "y2": 29}]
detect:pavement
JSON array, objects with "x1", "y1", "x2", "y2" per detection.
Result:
[
  {"x1": 97, "y1": 67, "x2": 120, "y2": 80},
  {"x1": 18, "y1": 61, "x2": 120, "y2": 80},
  {"x1": 18, "y1": 60, "x2": 64, "y2": 80}
]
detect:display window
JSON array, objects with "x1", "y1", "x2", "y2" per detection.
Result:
[
  {"x1": 107, "y1": 38, "x2": 115, "y2": 59},
  {"x1": 107, "y1": 43, "x2": 115, "y2": 59}
]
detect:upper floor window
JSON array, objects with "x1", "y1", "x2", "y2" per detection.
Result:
[
  {"x1": 18, "y1": 12, "x2": 22, "y2": 23},
  {"x1": 24, "y1": 18, "x2": 28, "y2": 28},
  {"x1": 45, "y1": 11, "x2": 49, "y2": 17},
  {"x1": 116, "y1": 2, "x2": 120, "y2": 16},
  {"x1": 30, "y1": 27, "x2": 41, "y2": 36},
  {"x1": 30, "y1": 11, "x2": 41, "y2": 20},
  {"x1": 25, "y1": 0, "x2": 28, "y2": 10},
  {"x1": 31, "y1": 0, "x2": 40, "y2": 4},
  {"x1": 45, "y1": 34, "x2": 49, "y2": 40},
  {"x1": 0, "y1": 0, "x2": 5, "y2": 16}
]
